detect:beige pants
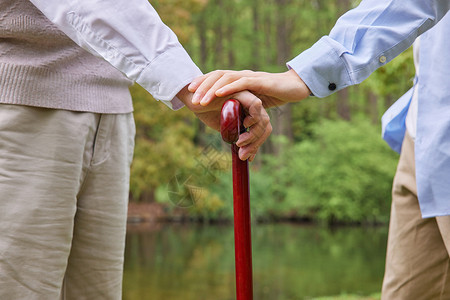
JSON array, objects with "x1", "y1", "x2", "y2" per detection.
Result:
[
  {"x1": 0, "y1": 104, "x2": 135, "y2": 299},
  {"x1": 382, "y1": 133, "x2": 450, "y2": 299}
]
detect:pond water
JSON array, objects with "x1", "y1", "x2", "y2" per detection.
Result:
[{"x1": 123, "y1": 223, "x2": 388, "y2": 300}]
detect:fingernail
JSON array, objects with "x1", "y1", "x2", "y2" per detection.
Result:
[
  {"x1": 238, "y1": 150, "x2": 247, "y2": 161},
  {"x1": 216, "y1": 88, "x2": 225, "y2": 96},
  {"x1": 236, "y1": 135, "x2": 249, "y2": 147},
  {"x1": 188, "y1": 82, "x2": 198, "y2": 92},
  {"x1": 200, "y1": 97, "x2": 209, "y2": 106},
  {"x1": 192, "y1": 93, "x2": 200, "y2": 104}
]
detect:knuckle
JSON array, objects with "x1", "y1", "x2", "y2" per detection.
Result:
[
  {"x1": 210, "y1": 70, "x2": 224, "y2": 78},
  {"x1": 250, "y1": 94, "x2": 261, "y2": 104},
  {"x1": 242, "y1": 77, "x2": 251, "y2": 84},
  {"x1": 223, "y1": 73, "x2": 234, "y2": 81}
]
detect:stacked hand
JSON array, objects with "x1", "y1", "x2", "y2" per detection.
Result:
[
  {"x1": 177, "y1": 85, "x2": 272, "y2": 162},
  {"x1": 181, "y1": 69, "x2": 310, "y2": 161},
  {"x1": 187, "y1": 69, "x2": 311, "y2": 108}
]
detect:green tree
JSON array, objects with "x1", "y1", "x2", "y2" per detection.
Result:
[{"x1": 128, "y1": 0, "x2": 413, "y2": 225}]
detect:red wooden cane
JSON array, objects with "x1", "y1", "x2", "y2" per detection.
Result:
[{"x1": 220, "y1": 99, "x2": 253, "y2": 300}]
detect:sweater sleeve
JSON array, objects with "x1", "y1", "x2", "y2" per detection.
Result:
[{"x1": 29, "y1": 0, "x2": 202, "y2": 110}]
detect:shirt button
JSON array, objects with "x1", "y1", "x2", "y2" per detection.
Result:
[
  {"x1": 379, "y1": 55, "x2": 387, "y2": 63},
  {"x1": 328, "y1": 83, "x2": 337, "y2": 91}
]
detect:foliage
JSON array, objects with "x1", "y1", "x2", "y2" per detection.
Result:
[
  {"x1": 129, "y1": 84, "x2": 199, "y2": 201},
  {"x1": 128, "y1": 0, "x2": 413, "y2": 224},
  {"x1": 178, "y1": 119, "x2": 398, "y2": 224},
  {"x1": 363, "y1": 47, "x2": 415, "y2": 99},
  {"x1": 261, "y1": 119, "x2": 398, "y2": 224},
  {"x1": 151, "y1": 0, "x2": 208, "y2": 43}
]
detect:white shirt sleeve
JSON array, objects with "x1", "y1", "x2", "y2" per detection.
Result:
[{"x1": 29, "y1": 0, "x2": 203, "y2": 110}]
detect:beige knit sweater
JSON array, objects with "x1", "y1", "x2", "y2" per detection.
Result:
[{"x1": 0, "y1": 0, "x2": 133, "y2": 113}]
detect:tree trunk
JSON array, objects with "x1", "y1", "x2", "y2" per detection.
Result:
[
  {"x1": 337, "y1": 0, "x2": 351, "y2": 15},
  {"x1": 251, "y1": 0, "x2": 260, "y2": 69},
  {"x1": 270, "y1": 104, "x2": 294, "y2": 155},
  {"x1": 263, "y1": 1, "x2": 276, "y2": 66},
  {"x1": 214, "y1": 0, "x2": 224, "y2": 67},
  {"x1": 197, "y1": 14, "x2": 208, "y2": 69},
  {"x1": 367, "y1": 91, "x2": 379, "y2": 124},
  {"x1": 225, "y1": 8, "x2": 235, "y2": 68},
  {"x1": 140, "y1": 189, "x2": 156, "y2": 203},
  {"x1": 275, "y1": 0, "x2": 292, "y2": 65},
  {"x1": 337, "y1": 88, "x2": 351, "y2": 120}
]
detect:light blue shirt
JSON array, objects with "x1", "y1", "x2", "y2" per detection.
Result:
[{"x1": 287, "y1": 0, "x2": 450, "y2": 218}]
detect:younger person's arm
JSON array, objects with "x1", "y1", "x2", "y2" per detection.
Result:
[{"x1": 189, "y1": 0, "x2": 450, "y2": 107}]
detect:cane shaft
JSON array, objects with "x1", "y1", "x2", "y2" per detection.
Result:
[{"x1": 232, "y1": 144, "x2": 253, "y2": 300}]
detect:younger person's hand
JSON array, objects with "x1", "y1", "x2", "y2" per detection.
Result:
[{"x1": 188, "y1": 69, "x2": 311, "y2": 108}]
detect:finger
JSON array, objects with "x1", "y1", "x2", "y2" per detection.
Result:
[
  {"x1": 236, "y1": 114, "x2": 269, "y2": 147},
  {"x1": 188, "y1": 74, "x2": 208, "y2": 92},
  {"x1": 242, "y1": 115, "x2": 257, "y2": 128},
  {"x1": 236, "y1": 131, "x2": 253, "y2": 148},
  {"x1": 192, "y1": 71, "x2": 225, "y2": 105},
  {"x1": 238, "y1": 145, "x2": 254, "y2": 161},
  {"x1": 239, "y1": 144, "x2": 259, "y2": 161},
  {"x1": 245, "y1": 97, "x2": 265, "y2": 128},
  {"x1": 216, "y1": 76, "x2": 263, "y2": 98},
  {"x1": 232, "y1": 91, "x2": 268, "y2": 146},
  {"x1": 199, "y1": 72, "x2": 245, "y2": 106},
  {"x1": 237, "y1": 100, "x2": 268, "y2": 146},
  {"x1": 237, "y1": 116, "x2": 270, "y2": 148},
  {"x1": 230, "y1": 90, "x2": 262, "y2": 114},
  {"x1": 238, "y1": 121, "x2": 272, "y2": 161}
]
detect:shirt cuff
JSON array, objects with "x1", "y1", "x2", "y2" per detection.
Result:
[
  {"x1": 136, "y1": 46, "x2": 203, "y2": 110},
  {"x1": 287, "y1": 37, "x2": 352, "y2": 98}
]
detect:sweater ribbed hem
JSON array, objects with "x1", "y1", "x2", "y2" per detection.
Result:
[{"x1": 0, "y1": 63, "x2": 133, "y2": 114}]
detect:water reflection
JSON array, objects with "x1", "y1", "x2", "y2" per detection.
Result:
[{"x1": 123, "y1": 223, "x2": 387, "y2": 300}]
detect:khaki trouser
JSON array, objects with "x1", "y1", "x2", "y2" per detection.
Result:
[
  {"x1": 382, "y1": 132, "x2": 450, "y2": 299},
  {"x1": 0, "y1": 104, "x2": 135, "y2": 299}
]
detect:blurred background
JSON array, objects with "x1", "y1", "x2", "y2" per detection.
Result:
[{"x1": 124, "y1": 0, "x2": 415, "y2": 299}]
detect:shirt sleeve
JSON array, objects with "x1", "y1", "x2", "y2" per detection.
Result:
[
  {"x1": 287, "y1": 0, "x2": 450, "y2": 98},
  {"x1": 29, "y1": 0, "x2": 203, "y2": 110}
]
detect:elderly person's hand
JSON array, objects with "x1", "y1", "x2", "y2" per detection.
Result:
[{"x1": 177, "y1": 86, "x2": 272, "y2": 162}]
